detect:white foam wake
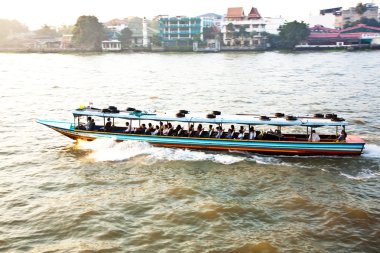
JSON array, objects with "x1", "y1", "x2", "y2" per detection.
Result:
[
  {"x1": 341, "y1": 169, "x2": 380, "y2": 180},
  {"x1": 75, "y1": 139, "x2": 245, "y2": 164},
  {"x1": 362, "y1": 144, "x2": 380, "y2": 158}
]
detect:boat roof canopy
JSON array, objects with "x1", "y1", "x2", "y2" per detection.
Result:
[{"x1": 72, "y1": 108, "x2": 348, "y2": 127}]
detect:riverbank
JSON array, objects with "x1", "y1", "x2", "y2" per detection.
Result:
[{"x1": 1, "y1": 44, "x2": 380, "y2": 54}]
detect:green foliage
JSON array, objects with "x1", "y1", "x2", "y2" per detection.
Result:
[
  {"x1": 151, "y1": 34, "x2": 161, "y2": 46},
  {"x1": 0, "y1": 19, "x2": 28, "y2": 43},
  {"x1": 192, "y1": 34, "x2": 201, "y2": 42},
  {"x1": 203, "y1": 26, "x2": 219, "y2": 40},
  {"x1": 118, "y1": 27, "x2": 133, "y2": 47},
  {"x1": 278, "y1": 20, "x2": 310, "y2": 49},
  {"x1": 57, "y1": 25, "x2": 74, "y2": 35},
  {"x1": 72, "y1": 15, "x2": 106, "y2": 50},
  {"x1": 235, "y1": 26, "x2": 249, "y2": 38},
  {"x1": 35, "y1": 25, "x2": 58, "y2": 37},
  {"x1": 265, "y1": 33, "x2": 282, "y2": 49},
  {"x1": 344, "y1": 17, "x2": 380, "y2": 28},
  {"x1": 355, "y1": 3, "x2": 367, "y2": 14},
  {"x1": 226, "y1": 23, "x2": 235, "y2": 32},
  {"x1": 250, "y1": 31, "x2": 257, "y2": 37},
  {"x1": 126, "y1": 17, "x2": 143, "y2": 31}
]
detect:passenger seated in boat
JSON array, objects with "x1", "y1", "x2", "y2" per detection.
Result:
[
  {"x1": 238, "y1": 129, "x2": 244, "y2": 140},
  {"x1": 104, "y1": 118, "x2": 112, "y2": 132},
  {"x1": 196, "y1": 124, "x2": 203, "y2": 137},
  {"x1": 226, "y1": 129, "x2": 233, "y2": 139},
  {"x1": 249, "y1": 127, "x2": 256, "y2": 140},
  {"x1": 89, "y1": 119, "x2": 96, "y2": 131},
  {"x1": 77, "y1": 117, "x2": 90, "y2": 130},
  {"x1": 124, "y1": 122, "x2": 132, "y2": 133},
  {"x1": 274, "y1": 129, "x2": 283, "y2": 139},
  {"x1": 174, "y1": 125, "x2": 182, "y2": 136},
  {"x1": 231, "y1": 125, "x2": 235, "y2": 134},
  {"x1": 188, "y1": 125, "x2": 195, "y2": 137},
  {"x1": 152, "y1": 125, "x2": 160, "y2": 135},
  {"x1": 337, "y1": 130, "x2": 347, "y2": 142},
  {"x1": 159, "y1": 121, "x2": 164, "y2": 134},
  {"x1": 215, "y1": 127, "x2": 223, "y2": 138},
  {"x1": 134, "y1": 124, "x2": 146, "y2": 134},
  {"x1": 207, "y1": 125, "x2": 213, "y2": 137},
  {"x1": 256, "y1": 131, "x2": 264, "y2": 140},
  {"x1": 162, "y1": 124, "x2": 170, "y2": 136},
  {"x1": 168, "y1": 123, "x2": 174, "y2": 136},
  {"x1": 145, "y1": 123, "x2": 154, "y2": 134},
  {"x1": 308, "y1": 130, "x2": 320, "y2": 142},
  {"x1": 84, "y1": 117, "x2": 92, "y2": 130}
]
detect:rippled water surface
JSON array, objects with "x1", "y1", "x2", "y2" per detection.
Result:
[{"x1": 0, "y1": 52, "x2": 380, "y2": 252}]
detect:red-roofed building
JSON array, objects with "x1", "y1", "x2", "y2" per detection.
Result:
[
  {"x1": 226, "y1": 7, "x2": 245, "y2": 21},
  {"x1": 248, "y1": 7, "x2": 261, "y2": 19},
  {"x1": 221, "y1": 6, "x2": 266, "y2": 49},
  {"x1": 296, "y1": 24, "x2": 380, "y2": 49}
]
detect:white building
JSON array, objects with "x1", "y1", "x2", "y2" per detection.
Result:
[
  {"x1": 221, "y1": 7, "x2": 266, "y2": 47},
  {"x1": 104, "y1": 19, "x2": 129, "y2": 32},
  {"x1": 263, "y1": 16, "x2": 285, "y2": 35},
  {"x1": 101, "y1": 40, "x2": 121, "y2": 51}
]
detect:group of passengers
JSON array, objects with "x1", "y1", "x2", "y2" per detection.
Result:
[
  {"x1": 78, "y1": 117, "x2": 347, "y2": 142},
  {"x1": 123, "y1": 122, "x2": 263, "y2": 140},
  {"x1": 78, "y1": 117, "x2": 96, "y2": 131},
  {"x1": 308, "y1": 129, "x2": 347, "y2": 142}
]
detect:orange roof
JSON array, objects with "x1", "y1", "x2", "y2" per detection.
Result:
[
  {"x1": 226, "y1": 7, "x2": 245, "y2": 18},
  {"x1": 248, "y1": 7, "x2": 261, "y2": 19}
]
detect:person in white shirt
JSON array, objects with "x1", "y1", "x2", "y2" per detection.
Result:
[
  {"x1": 238, "y1": 130, "x2": 244, "y2": 140},
  {"x1": 308, "y1": 130, "x2": 320, "y2": 142},
  {"x1": 215, "y1": 127, "x2": 222, "y2": 138},
  {"x1": 124, "y1": 122, "x2": 132, "y2": 133},
  {"x1": 226, "y1": 129, "x2": 233, "y2": 139},
  {"x1": 152, "y1": 125, "x2": 160, "y2": 135},
  {"x1": 249, "y1": 127, "x2": 256, "y2": 140},
  {"x1": 162, "y1": 125, "x2": 170, "y2": 136}
]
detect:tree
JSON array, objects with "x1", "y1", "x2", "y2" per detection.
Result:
[
  {"x1": 203, "y1": 26, "x2": 219, "y2": 40},
  {"x1": 265, "y1": 33, "x2": 282, "y2": 49},
  {"x1": 226, "y1": 23, "x2": 235, "y2": 33},
  {"x1": 35, "y1": 25, "x2": 58, "y2": 37},
  {"x1": 57, "y1": 25, "x2": 74, "y2": 35},
  {"x1": 344, "y1": 17, "x2": 380, "y2": 28},
  {"x1": 118, "y1": 27, "x2": 133, "y2": 47},
  {"x1": 151, "y1": 34, "x2": 161, "y2": 46},
  {"x1": 355, "y1": 3, "x2": 367, "y2": 14},
  {"x1": 0, "y1": 19, "x2": 28, "y2": 43},
  {"x1": 72, "y1": 15, "x2": 106, "y2": 50},
  {"x1": 278, "y1": 20, "x2": 310, "y2": 49}
]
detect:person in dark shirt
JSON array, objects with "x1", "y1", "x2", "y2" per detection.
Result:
[
  {"x1": 89, "y1": 119, "x2": 96, "y2": 131},
  {"x1": 337, "y1": 130, "x2": 347, "y2": 142},
  {"x1": 105, "y1": 118, "x2": 112, "y2": 132}
]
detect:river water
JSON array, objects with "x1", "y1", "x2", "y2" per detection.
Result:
[{"x1": 0, "y1": 51, "x2": 379, "y2": 252}]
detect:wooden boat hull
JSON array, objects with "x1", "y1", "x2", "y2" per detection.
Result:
[{"x1": 37, "y1": 120, "x2": 365, "y2": 156}]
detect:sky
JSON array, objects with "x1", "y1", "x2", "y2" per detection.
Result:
[{"x1": 0, "y1": 0, "x2": 378, "y2": 29}]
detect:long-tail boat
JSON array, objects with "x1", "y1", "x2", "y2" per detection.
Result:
[{"x1": 37, "y1": 106, "x2": 365, "y2": 156}]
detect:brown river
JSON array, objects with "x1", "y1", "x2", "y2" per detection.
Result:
[{"x1": 0, "y1": 51, "x2": 379, "y2": 252}]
